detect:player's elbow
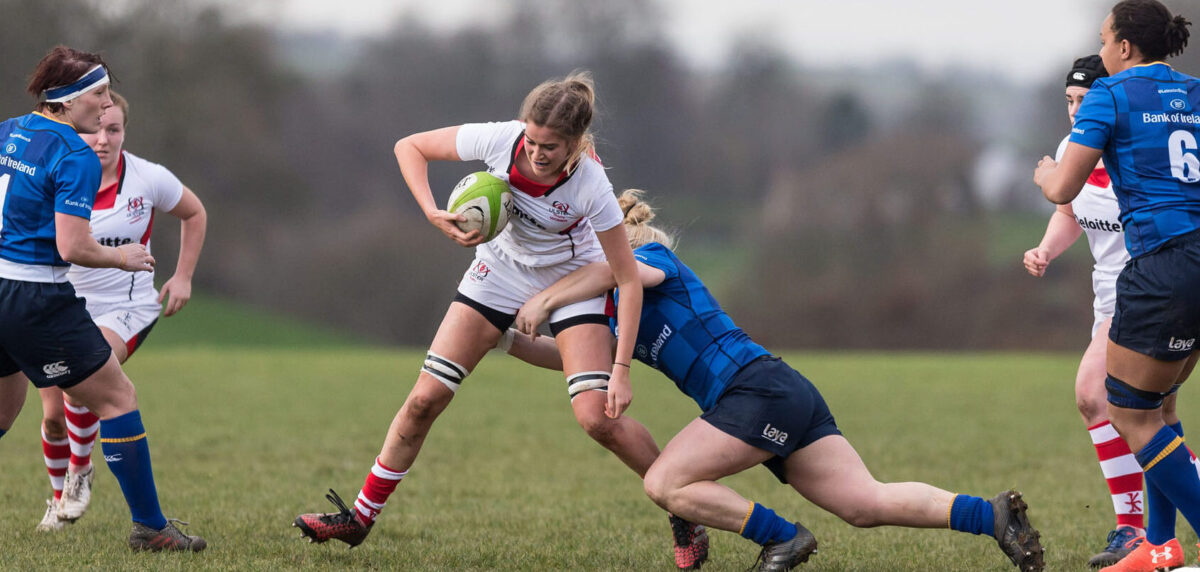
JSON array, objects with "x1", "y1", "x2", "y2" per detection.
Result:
[
  {"x1": 1042, "y1": 184, "x2": 1073, "y2": 205},
  {"x1": 56, "y1": 239, "x2": 85, "y2": 264}
]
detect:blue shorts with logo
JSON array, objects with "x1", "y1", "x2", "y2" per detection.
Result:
[
  {"x1": 700, "y1": 356, "x2": 841, "y2": 484},
  {"x1": 1110, "y1": 229, "x2": 1200, "y2": 361},
  {"x1": 0, "y1": 278, "x2": 111, "y2": 388}
]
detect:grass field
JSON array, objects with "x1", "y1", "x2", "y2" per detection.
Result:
[{"x1": 1, "y1": 304, "x2": 1199, "y2": 570}]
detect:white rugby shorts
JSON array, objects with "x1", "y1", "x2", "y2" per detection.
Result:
[
  {"x1": 85, "y1": 296, "x2": 161, "y2": 344},
  {"x1": 456, "y1": 243, "x2": 608, "y2": 323},
  {"x1": 1091, "y1": 269, "x2": 1118, "y2": 338}
]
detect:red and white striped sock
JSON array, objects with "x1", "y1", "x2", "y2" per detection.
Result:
[
  {"x1": 63, "y1": 400, "x2": 99, "y2": 471},
  {"x1": 354, "y1": 457, "x2": 407, "y2": 525},
  {"x1": 1089, "y1": 421, "x2": 1145, "y2": 530},
  {"x1": 41, "y1": 428, "x2": 70, "y2": 501}
]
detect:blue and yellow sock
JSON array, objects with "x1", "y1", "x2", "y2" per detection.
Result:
[
  {"x1": 948, "y1": 494, "x2": 995, "y2": 537},
  {"x1": 1138, "y1": 424, "x2": 1200, "y2": 537},
  {"x1": 1145, "y1": 422, "x2": 1183, "y2": 545},
  {"x1": 100, "y1": 410, "x2": 166, "y2": 529},
  {"x1": 739, "y1": 503, "x2": 798, "y2": 546}
]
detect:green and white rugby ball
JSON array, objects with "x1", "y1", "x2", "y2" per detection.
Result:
[{"x1": 447, "y1": 171, "x2": 512, "y2": 242}]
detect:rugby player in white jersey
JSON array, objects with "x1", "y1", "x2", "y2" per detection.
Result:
[
  {"x1": 1023, "y1": 55, "x2": 1179, "y2": 568},
  {"x1": 34, "y1": 92, "x2": 207, "y2": 531},
  {"x1": 295, "y1": 71, "x2": 709, "y2": 569}
]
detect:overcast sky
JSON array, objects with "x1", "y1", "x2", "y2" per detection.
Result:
[{"x1": 236, "y1": 0, "x2": 1113, "y2": 85}]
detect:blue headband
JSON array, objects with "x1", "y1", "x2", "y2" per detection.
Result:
[{"x1": 43, "y1": 65, "x2": 109, "y2": 103}]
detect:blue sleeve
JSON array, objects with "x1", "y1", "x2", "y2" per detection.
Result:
[
  {"x1": 633, "y1": 243, "x2": 679, "y2": 280},
  {"x1": 1070, "y1": 82, "x2": 1116, "y2": 150},
  {"x1": 53, "y1": 150, "x2": 99, "y2": 219}
]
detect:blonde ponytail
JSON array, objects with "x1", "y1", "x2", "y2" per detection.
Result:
[{"x1": 617, "y1": 189, "x2": 675, "y2": 250}]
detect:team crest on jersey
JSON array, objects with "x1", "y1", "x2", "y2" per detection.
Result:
[
  {"x1": 467, "y1": 261, "x2": 491, "y2": 283},
  {"x1": 547, "y1": 200, "x2": 573, "y2": 222},
  {"x1": 125, "y1": 197, "x2": 147, "y2": 223},
  {"x1": 1171, "y1": 98, "x2": 1187, "y2": 110},
  {"x1": 4, "y1": 143, "x2": 14, "y2": 154}
]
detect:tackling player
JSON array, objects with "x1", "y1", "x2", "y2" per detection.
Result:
[
  {"x1": 293, "y1": 72, "x2": 709, "y2": 569},
  {"x1": 502, "y1": 189, "x2": 1045, "y2": 572},
  {"x1": 0, "y1": 46, "x2": 205, "y2": 551},
  {"x1": 1036, "y1": 1, "x2": 1200, "y2": 569},
  {"x1": 34, "y1": 92, "x2": 207, "y2": 532}
]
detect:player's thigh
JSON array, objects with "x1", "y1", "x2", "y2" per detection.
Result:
[
  {"x1": 649, "y1": 418, "x2": 772, "y2": 488},
  {"x1": 427, "y1": 301, "x2": 505, "y2": 371},
  {"x1": 555, "y1": 323, "x2": 613, "y2": 375},
  {"x1": 97, "y1": 327, "x2": 129, "y2": 363},
  {"x1": 784, "y1": 435, "x2": 881, "y2": 515},
  {"x1": 0, "y1": 372, "x2": 28, "y2": 429},
  {"x1": 60, "y1": 355, "x2": 137, "y2": 420},
  {"x1": 1107, "y1": 340, "x2": 1189, "y2": 394}
]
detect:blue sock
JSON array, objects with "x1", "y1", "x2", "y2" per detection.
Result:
[
  {"x1": 1138, "y1": 425, "x2": 1200, "y2": 538},
  {"x1": 740, "y1": 503, "x2": 798, "y2": 546},
  {"x1": 948, "y1": 494, "x2": 995, "y2": 537},
  {"x1": 100, "y1": 410, "x2": 167, "y2": 529},
  {"x1": 0, "y1": 427, "x2": 6, "y2": 440},
  {"x1": 1145, "y1": 422, "x2": 1183, "y2": 545}
]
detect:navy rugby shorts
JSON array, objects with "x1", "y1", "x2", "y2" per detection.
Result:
[
  {"x1": 701, "y1": 356, "x2": 841, "y2": 484},
  {"x1": 0, "y1": 278, "x2": 111, "y2": 388},
  {"x1": 1110, "y1": 229, "x2": 1200, "y2": 361}
]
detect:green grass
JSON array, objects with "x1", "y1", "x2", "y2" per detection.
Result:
[
  {"x1": 139, "y1": 295, "x2": 373, "y2": 348},
  {"x1": 2, "y1": 348, "x2": 1197, "y2": 570}
]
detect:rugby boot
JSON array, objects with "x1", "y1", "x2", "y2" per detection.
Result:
[
  {"x1": 57, "y1": 465, "x2": 94, "y2": 521},
  {"x1": 1088, "y1": 527, "x2": 1143, "y2": 568},
  {"x1": 1098, "y1": 537, "x2": 1183, "y2": 571},
  {"x1": 669, "y1": 513, "x2": 709, "y2": 569},
  {"x1": 35, "y1": 499, "x2": 66, "y2": 532},
  {"x1": 128, "y1": 519, "x2": 207, "y2": 552},
  {"x1": 989, "y1": 490, "x2": 1045, "y2": 571},
  {"x1": 752, "y1": 521, "x2": 817, "y2": 571},
  {"x1": 293, "y1": 489, "x2": 373, "y2": 547}
]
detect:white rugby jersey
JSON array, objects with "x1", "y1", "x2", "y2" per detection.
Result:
[
  {"x1": 66, "y1": 151, "x2": 183, "y2": 303},
  {"x1": 1056, "y1": 136, "x2": 1129, "y2": 277},
  {"x1": 456, "y1": 121, "x2": 623, "y2": 267}
]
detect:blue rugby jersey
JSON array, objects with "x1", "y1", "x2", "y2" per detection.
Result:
[
  {"x1": 1070, "y1": 63, "x2": 1200, "y2": 258},
  {"x1": 611, "y1": 242, "x2": 769, "y2": 411},
  {"x1": 0, "y1": 112, "x2": 99, "y2": 267}
]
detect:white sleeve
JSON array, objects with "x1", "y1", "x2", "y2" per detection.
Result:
[
  {"x1": 455, "y1": 121, "x2": 522, "y2": 164},
  {"x1": 584, "y1": 165, "x2": 622, "y2": 232},
  {"x1": 1054, "y1": 135, "x2": 1070, "y2": 162},
  {"x1": 143, "y1": 160, "x2": 184, "y2": 212}
]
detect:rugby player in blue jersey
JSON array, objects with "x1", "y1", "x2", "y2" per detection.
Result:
[
  {"x1": 0, "y1": 46, "x2": 205, "y2": 552},
  {"x1": 1036, "y1": 1, "x2": 1200, "y2": 570},
  {"x1": 502, "y1": 190, "x2": 1045, "y2": 572}
]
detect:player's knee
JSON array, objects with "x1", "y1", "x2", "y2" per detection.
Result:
[
  {"x1": 575, "y1": 408, "x2": 617, "y2": 445},
  {"x1": 402, "y1": 388, "x2": 450, "y2": 424},
  {"x1": 41, "y1": 417, "x2": 67, "y2": 440},
  {"x1": 836, "y1": 504, "x2": 883, "y2": 528},
  {"x1": 1076, "y1": 394, "x2": 1107, "y2": 426}
]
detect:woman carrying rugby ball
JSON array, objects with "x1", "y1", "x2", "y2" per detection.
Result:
[{"x1": 294, "y1": 71, "x2": 708, "y2": 569}]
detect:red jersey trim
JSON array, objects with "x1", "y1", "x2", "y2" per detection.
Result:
[
  {"x1": 91, "y1": 153, "x2": 127, "y2": 210},
  {"x1": 1087, "y1": 168, "x2": 1110, "y2": 189},
  {"x1": 506, "y1": 133, "x2": 573, "y2": 198}
]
